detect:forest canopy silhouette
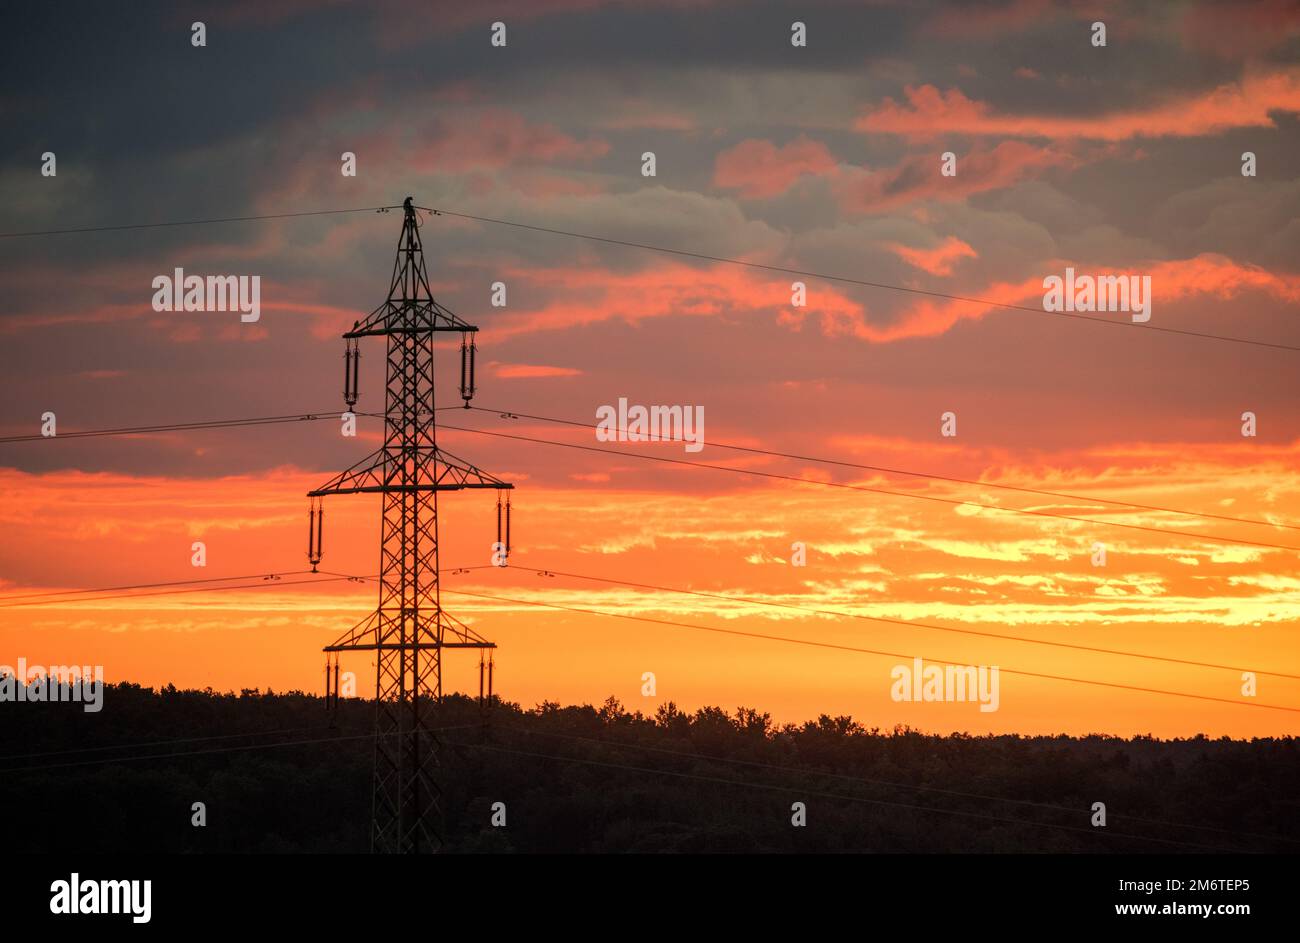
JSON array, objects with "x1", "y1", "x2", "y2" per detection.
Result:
[{"x1": 3, "y1": 683, "x2": 1296, "y2": 853}]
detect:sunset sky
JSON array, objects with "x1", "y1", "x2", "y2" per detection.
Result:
[{"x1": 2, "y1": 0, "x2": 1298, "y2": 738}]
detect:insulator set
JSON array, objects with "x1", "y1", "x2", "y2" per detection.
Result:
[
  {"x1": 478, "y1": 651, "x2": 495, "y2": 706},
  {"x1": 459, "y1": 332, "x2": 476, "y2": 407},
  {"x1": 307, "y1": 497, "x2": 324, "y2": 571},
  {"x1": 496, "y1": 492, "x2": 512, "y2": 563},
  {"x1": 324, "y1": 653, "x2": 340, "y2": 710},
  {"x1": 343, "y1": 337, "x2": 360, "y2": 410}
]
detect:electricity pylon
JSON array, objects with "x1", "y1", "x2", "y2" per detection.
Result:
[{"x1": 309, "y1": 197, "x2": 513, "y2": 853}]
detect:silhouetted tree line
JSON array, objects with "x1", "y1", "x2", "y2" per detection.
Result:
[{"x1": 2, "y1": 683, "x2": 1296, "y2": 853}]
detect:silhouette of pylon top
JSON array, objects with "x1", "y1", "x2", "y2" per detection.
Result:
[
  {"x1": 310, "y1": 195, "x2": 512, "y2": 498},
  {"x1": 345, "y1": 196, "x2": 476, "y2": 338}
]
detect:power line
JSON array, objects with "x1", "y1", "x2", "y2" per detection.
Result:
[
  {"x1": 439, "y1": 423, "x2": 1300, "y2": 554},
  {"x1": 0, "y1": 573, "x2": 363, "y2": 608},
  {"x1": 0, "y1": 409, "x2": 345, "y2": 444},
  {"x1": 419, "y1": 205, "x2": 1300, "y2": 354},
  {"x1": 0, "y1": 405, "x2": 461, "y2": 444},
  {"x1": 496, "y1": 564, "x2": 1300, "y2": 680},
  {"x1": 0, "y1": 206, "x2": 401, "y2": 240},
  {"x1": 436, "y1": 585, "x2": 1300, "y2": 714},
  {"x1": 0, "y1": 569, "x2": 318, "y2": 604},
  {"x1": 470, "y1": 404, "x2": 1300, "y2": 533},
  {"x1": 0, "y1": 565, "x2": 497, "y2": 609}
]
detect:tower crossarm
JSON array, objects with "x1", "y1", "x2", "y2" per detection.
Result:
[
  {"x1": 325, "y1": 608, "x2": 495, "y2": 652},
  {"x1": 307, "y1": 446, "x2": 514, "y2": 497},
  {"x1": 345, "y1": 298, "x2": 477, "y2": 338}
]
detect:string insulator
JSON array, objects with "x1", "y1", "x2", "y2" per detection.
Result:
[
  {"x1": 459, "y1": 333, "x2": 476, "y2": 406},
  {"x1": 496, "y1": 492, "x2": 512, "y2": 565},
  {"x1": 343, "y1": 338, "x2": 360, "y2": 409},
  {"x1": 308, "y1": 498, "x2": 324, "y2": 570}
]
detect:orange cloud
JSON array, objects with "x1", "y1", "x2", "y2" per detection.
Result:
[
  {"x1": 1145, "y1": 252, "x2": 1300, "y2": 305},
  {"x1": 822, "y1": 273, "x2": 1040, "y2": 343},
  {"x1": 484, "y1": 261, "x2": 863, "y2": 340},
  {"x1": 713, "y1": 136, "x2": 839, "y2": 198},
  {"x1": 826, "y1": 253, "x2": 1300, "y2": 343},
  {"x1": 885, "y1": 237, "x2": 979, "y2": 276},
  {"x1": 837, "y1": 141, "x2": 1075, "y2": 212},
  {"x1": 857, "y1": 68, "x2": 1300, "y2": 141},
  {"x1": 480, "y1": 250, "x2": 1300, "y2": 348},
  {"x1": 492, "y1": 363, "x2": 583, "y2": 379}
]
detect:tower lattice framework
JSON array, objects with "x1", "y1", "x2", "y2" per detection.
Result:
[{"x1": 310, "y1": 197, "x2": 511, "y2": 853}]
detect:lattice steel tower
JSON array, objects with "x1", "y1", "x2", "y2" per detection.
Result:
[{"x1": 309, "y1": 197, "x2": 513, "y2": 853}]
